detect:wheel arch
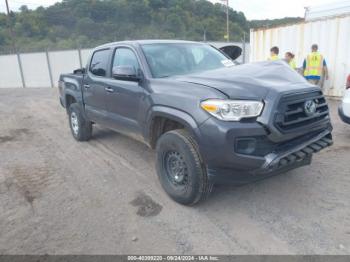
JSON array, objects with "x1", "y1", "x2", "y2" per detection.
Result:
[
  {"x1": 65, "y1": 93, "x2": 77, "y2": 108},
  {"x1": 63, "y1": 88, "x2": 84, "y2": 112},
  {"x1": 145, "y1": 106, "x2": 201, "y2": 149}
]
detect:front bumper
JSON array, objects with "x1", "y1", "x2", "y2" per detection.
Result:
[
  {"x1": 339, "y1": 105, "x2": 350, "y2": 124},
  {"x1": 197, "y1": 118, "x2": 333, "y2": 184}
]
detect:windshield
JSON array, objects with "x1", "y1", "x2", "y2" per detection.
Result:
[{"x1": 141, "y1": 43, "x2": 234, "y2": 78}]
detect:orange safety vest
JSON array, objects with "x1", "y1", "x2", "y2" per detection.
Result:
[{"x1": 304, "y1": 52, "x2": 324, "y2": 77}]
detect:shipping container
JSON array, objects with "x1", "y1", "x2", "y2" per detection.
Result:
[{"x1": 250, "y1": 15, "x2": 350, "y2": 97}]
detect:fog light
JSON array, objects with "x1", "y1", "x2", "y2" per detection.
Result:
[{"x1": 236, "y1": 138, "x2": 257, "y2": 155}]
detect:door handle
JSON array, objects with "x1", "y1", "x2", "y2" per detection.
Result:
[
  {"x1": 105, "y1": 87, "x2": 114, "y2": 93},
  {"x1": 83, "y1": 84, "x2": 90, "y2": 89}
]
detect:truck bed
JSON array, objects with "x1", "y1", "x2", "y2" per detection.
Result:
[{"x1": 58, "y1": 72, "x2": 84, "y2": 108}]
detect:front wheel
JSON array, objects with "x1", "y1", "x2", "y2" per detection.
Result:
[
  {"x1": 68, "y1": 103, "x2": 92, "y2": 141},
  {"x1": 156, "y1": 129, "x2": 212, "y2": 205}
]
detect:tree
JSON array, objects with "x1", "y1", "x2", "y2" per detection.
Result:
[{"x1": 0, "y1": 0, "x2": 301, "y2": 53}]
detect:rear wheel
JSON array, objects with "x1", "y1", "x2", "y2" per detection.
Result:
[
  {"x1": 156, "y1": 129, "x2": 212, "y2": 205},
  {"x1": 68, "y1": 103, "x2": 92, "y2": 141}
]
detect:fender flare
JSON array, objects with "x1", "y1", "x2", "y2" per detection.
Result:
[
  {"x1": 64, "y1": 90, "x2": 83, "y2": 106},
  {"x1": 144, "y1": 105, "x2": 202, "y2": 146},
  {"x1": 61, "y1": 76, "x2": 84, "y2": 108}
]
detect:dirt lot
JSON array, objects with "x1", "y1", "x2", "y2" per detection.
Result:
[{"x1": 0, "y1": 88, "x2": 349, "y2": 255}]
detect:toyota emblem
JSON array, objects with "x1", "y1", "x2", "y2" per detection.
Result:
[{"x1": 304, "y1": 100, "x2": 317, "y2": 116}]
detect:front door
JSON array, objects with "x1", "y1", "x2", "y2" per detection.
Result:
[
  {"x1": 104, "y1": 47, "x2": 145, "y2": 136},
  {"x1": 83, "y1": 48, "x2": 111, "y2": 124}
]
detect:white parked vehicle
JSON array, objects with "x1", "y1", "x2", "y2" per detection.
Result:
[{"x1": 339, "y1": 74, "x2": 350, "y2": 124}]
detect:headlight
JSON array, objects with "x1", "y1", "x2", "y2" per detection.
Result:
[{"x1": 201, "y1": 99, "x2": 264, "y2": 121}]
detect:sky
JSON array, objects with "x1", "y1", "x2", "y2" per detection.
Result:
[
  {"x1": 0, "y1": 0, "x2": 345, "y2": 20},
  {"x1": 210, "y1": 0, "x2": 345, "y2": 19},
  {"x1": 0, "y1": 0, "x2": 58, "y2": 13}
]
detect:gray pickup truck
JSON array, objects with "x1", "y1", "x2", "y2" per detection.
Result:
[{"x1": 58, "y1": 40, "x2": 333, "y2": 205}]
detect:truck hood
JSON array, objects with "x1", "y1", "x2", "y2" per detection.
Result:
[{"x1": 174, "y1": 61, "x2": 312, "y2": 99}]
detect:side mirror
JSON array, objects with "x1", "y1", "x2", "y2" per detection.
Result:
[
  {"x1": 73, "y1": 67, "x2": 86, "y2": 74},
  {"x1": 112, "y1": 66, "x2": 140, "y2": 81}
]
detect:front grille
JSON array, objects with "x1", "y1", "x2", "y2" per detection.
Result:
[{"x1": 275, "y1": 91, "x2": 329, "y2": 132}]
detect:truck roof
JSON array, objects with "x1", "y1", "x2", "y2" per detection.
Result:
[{"x1": 96, "y1": 39, "x2": 204, "y2": 49}]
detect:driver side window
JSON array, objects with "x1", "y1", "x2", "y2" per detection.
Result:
[
  {"x1": 89, "y1": 49, "x2": 110, "y2": 77},
  {"x1": 112, "y1": 48, "x2": 140, "y2": 72}
]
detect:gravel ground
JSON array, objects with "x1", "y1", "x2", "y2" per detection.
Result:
[{"x1": 0, "y1": 88, "x2": 349, "y2": 255}]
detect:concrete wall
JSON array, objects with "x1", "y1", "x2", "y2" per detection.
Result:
[
  {"x1": 0, "y1": 42, "x2": 249, "y2": 89},
  {"x1": 0, "y1": 49, "x2": 91, "y2": 89},
  {"x1": 48, "y1": 50, "x2": 82, "y2": 85},
  {"x1": 250, "y1": 15, "x2": 350, "y2": 97},
  {"x1": 0, "y1": 54, "x2": 23, "y2": 88},
  {"x1": 21, "y1": 52, "x2": 51, "y2": 88}
]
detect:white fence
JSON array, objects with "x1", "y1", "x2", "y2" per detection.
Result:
[
  {"x1": 250, "y1": 15, "x2": 350, "y2": 98},
  {"x1": 0, "y1": 48, "x2": 92, "y2": 88},
  {"x1": 0, "y1": 42, "x2": 249, "y2": 89}
]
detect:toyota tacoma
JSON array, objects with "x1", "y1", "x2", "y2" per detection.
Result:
[{"x1": 58, "y1": 40, "x2": 333, "y2": 205}]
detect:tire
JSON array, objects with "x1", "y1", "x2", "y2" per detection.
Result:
[
  {"x1": 156, "y1": 129, "x2": 212, "y2": 205},
  {"x1": 68, "y1": 103, "x2": 92, "y2": 141}
]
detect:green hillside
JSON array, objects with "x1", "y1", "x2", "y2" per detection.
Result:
[{"x1": 0, "y1": 0, "x2": 301, "y2": 53}]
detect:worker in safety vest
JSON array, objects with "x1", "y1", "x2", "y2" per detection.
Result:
[
  {"x1": 268, "y1": 46, "x2": 279, "y2": 61},
  {"x1": 303, "y1": 44, "x2": 329, "y2": 85},
  {"x1": 285, "y1": 52, "x2": 296, "y2": 70}
]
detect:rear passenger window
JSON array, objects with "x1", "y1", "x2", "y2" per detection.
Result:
[{"x1": 89, "y1": 49, "x2": 110, "y2": 77}]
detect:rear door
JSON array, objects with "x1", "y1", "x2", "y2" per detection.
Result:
[
  {"x1": 83, "y1": 48, "x2": 111, "y2": 123},
  {"x1": 104, "y1": 46, "x2": 145, "y2": 137}
]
